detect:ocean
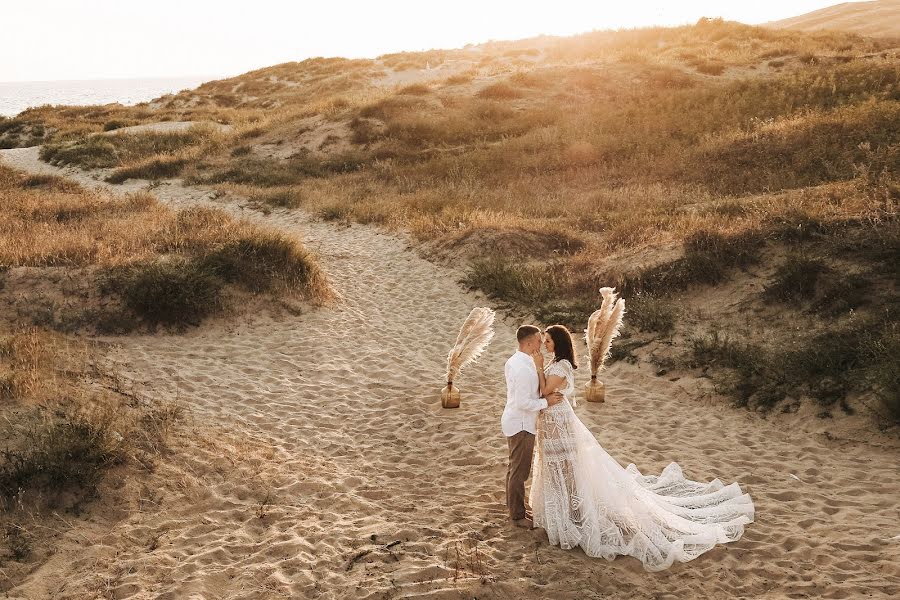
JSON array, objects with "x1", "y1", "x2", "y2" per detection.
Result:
[{"x1": 0, "y1": 76, "x2": 214, "y2": 117}]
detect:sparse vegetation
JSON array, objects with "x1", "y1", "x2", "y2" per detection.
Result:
[
  {"x1": 0, "y1": 326, "x2": 183, "y2": 586},
  {"x1": 14, "y1": 18, "x2": 899, "y2": 423},
  {"x1": 765, "y1": 255, "x2": 828, "y2": 304},
  {"x1": 616, "y1": 231, "x2": 764, "y2": 296},
  {"x1": 687, "y1": 306, "x2": 898, "y2": 419},
  {"x1": 463, "y1": 257, "x2": 562, "y2": 305},
  {"x1": 0, "y1": 165, "x2": 331, "y2": 331},
  {"x1": 248, "y1": 188, "x2": 304, "y2": 209},
  {"x1": 627, "y1": 296, "x2": 678, "y2": 335},
  {"x1": 40, "y1": 124, "x2": 226, "y2": 184},
  {"x1": 105, "y1": 258, "x2": 225, "y2": 328}
]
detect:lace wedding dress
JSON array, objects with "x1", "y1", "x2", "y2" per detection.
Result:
[{"x1": 529, "y1": 359, "x2": 755, "y2": 571}]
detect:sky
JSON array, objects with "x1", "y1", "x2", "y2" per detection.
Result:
[{"x1": 0, "y1": 1, "x2": 867, "y2": 82}]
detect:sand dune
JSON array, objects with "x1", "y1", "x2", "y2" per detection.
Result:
[
  {"x1": 2, "y1": 145, "x2": 898, "y2": 598},
  {"x1": 765, "y1": 0, "x2": 900, "y2": 38}
]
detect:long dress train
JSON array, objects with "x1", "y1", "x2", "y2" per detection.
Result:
[{"x1": 529, "y1": 359, "x2": 755, "y2": 572}]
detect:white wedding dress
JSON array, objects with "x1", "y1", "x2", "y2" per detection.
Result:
[{"x1": 529, "y1": 359, "x2": 755, "y2": 571}]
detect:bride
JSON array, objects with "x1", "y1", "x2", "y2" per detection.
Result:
[{"x1": 529, "y1": 324, "x2": 755, "y2": 572}]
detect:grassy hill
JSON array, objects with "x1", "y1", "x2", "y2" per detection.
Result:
[
  {"x1": 2, "y1": 18, "x2": 897, "y2": 424},
  {"x1": 766, "y1": 1, "x2": 900, "y2": 38}
]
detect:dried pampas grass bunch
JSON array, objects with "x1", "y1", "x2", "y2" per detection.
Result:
[
  {"x1": 442, "y1": 307, "x2": 496, "y2": 408},
  {"x1": 584, "y1": 287, "x2": 625, "y2": 402}
]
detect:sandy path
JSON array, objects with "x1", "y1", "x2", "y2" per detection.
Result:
[{"x1": 2, "y1": 146, "x2": 899, "y2": 599}]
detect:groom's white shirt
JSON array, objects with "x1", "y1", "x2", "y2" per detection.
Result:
[{"x1": 502, "y1": 351, "x2": 548, "y2": 437}]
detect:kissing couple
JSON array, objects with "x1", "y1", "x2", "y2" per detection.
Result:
[{"x1": 502, "y1": 323, "x2": 755, "y2": 571}]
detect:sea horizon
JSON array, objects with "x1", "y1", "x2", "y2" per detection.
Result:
[{"x1": 0, "y1": 75, "x2": 218, "y2": 117}]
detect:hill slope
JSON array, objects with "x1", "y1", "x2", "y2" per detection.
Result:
[
  {"x1": 2, "y1": 19, "x2": 898, "y2": 425},
  {"x1": 766, "y1": 0, "x2": 900, "y2": 37}
]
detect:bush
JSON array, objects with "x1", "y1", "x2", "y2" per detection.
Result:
[
  {"x1": 0, "y1": 410, "x2": 126, "y2": 501},
  {"x1": 623, "y1": 230, "x2": 763, "y2": 295},
  {"x1": 106, "y1": 154, "x2": 188, "y2": 183},
  {"x1": 686, "y1": 330, "x2": 780, "y2": 408},
  {"x1": 693, "y1": 60, "x2": 726, "y2": 76},
  {"x1": 444, "y1": 74, "x2": 473, "y2": 86},
  {"x1": 398, "y1": 83, "x2": 431, "y2": 95},
  {"x1": 464, "y1": 257, "x2": 561, "y2": 305},
  {"x1": 811, "y1": 272, "x2": 873, "y2": 316},
  {"x1": 764, "y1": 255, "x2": 827, "y2": 303},
  {"x1": 686, "y1": 309, "x2": 900, "y2": 418},
  {"x1": 41, "y1": 126, "x2": 222, "y2": 171},
  {"x1": 628, "y1": 295, "x2": 678, "y2": 334},
  {"x1": 190, "y1": 158, "x2": 319, "y2": 186},
  {"x1": 535, "y1": 298, "x2": 596, "y2": 332},
  {"x1": 860, "y1": 319, "x2": 899, "y2": 421},
  {"x1": 106, "y1": 259, "x2": 224, "y2": 328},
  {"x1": 201, "y1": 231, "x2": 326, "y2": 294},
  {"x1": 318, "y1": 204, "x2": 351, "y2": 221},
  {"x1": 20, "y1": 174, "x2": 82, "y2": 193},
  {"x1": 40, "y1": 136, "x2": 119, "y2": 169}
]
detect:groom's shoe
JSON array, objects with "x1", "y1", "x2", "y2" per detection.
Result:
[{"x1": 512, "y1": 517, "x2": 534, "y2": 529}]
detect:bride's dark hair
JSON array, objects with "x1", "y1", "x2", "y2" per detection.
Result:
[{"x1": 545, "y1": 324, "x2": 578, "y2": 369}]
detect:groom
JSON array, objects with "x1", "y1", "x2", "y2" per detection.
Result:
[{"x1": 503, "y1": 325, "x2": 562, "y2": 528}]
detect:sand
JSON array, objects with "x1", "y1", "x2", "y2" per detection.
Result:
[{"x1": 2, "y1": 143, "x2": 899, "y2": 599}]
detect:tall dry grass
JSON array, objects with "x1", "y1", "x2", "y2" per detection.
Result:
[
  {"x1": 6, "y1": 20, "x2": 897, "y2": 418},
  {"x1": 0, "y1": 165, "x2": 331, "y2": 330}
]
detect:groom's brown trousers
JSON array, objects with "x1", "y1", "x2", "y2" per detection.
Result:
[{"x1": 506, "y1": 430, "x2": 536, "y2": 520}]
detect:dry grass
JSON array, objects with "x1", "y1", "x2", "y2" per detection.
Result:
[
  {"x1": 0, "y1": 327, "x2": 179, "y2": 500},
  {"x1": 10, "y1": 19, "x2": 899, "y2": 420},
  {"x1": 39, "y1": 124, "x2": 228, "y2": 183},
  {"x1": 0, "y1": 165, "x2": 331, "y2": 331},
  {"x1": 0, "y1": 325, "x2": 184, "y2": 588}
]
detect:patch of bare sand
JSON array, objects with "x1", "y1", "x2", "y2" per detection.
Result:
[
  {"x1": 2, "y1": 148, "x2": 898, "y2": 599},
  {"x1": 251, "y1": 115, "x2": 355, "y2": 161}
]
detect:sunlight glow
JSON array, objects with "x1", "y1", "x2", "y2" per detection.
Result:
[{"x1": 0, "y1": 1, "x2": 870, "y2": 81}]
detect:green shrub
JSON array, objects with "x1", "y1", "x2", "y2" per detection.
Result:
[
  {"x1": 106, "y1": 155, "x2": 187, "y2": 183},
  {"x1": 687, "y1": 309, "x2": 900, "y2": 417},
  {"x1": 0, "y1": 411, "x2": 125, "y2": 501},
  {"x1": 106, "y1": 259, "x2": 224, "y2": 328},
  {"x1": 201, "y1": 232, "x2": 324, "y2": 294},
  {"x1": 464, "y1": 257, "x2": 561, "y2": 304},
  {"x1": 628, "y1": 295, "x2": 678, "y2": 334},
  {"x1": 764, "y1": 255, "x2": 827, "y2": 303},
  {"x1": 40, "y1": 136, "x2": 119, "y2": 169},
  {"x1": 686, "y1": 330, "x2": 780, "y2": 408},
  {"x1": 624, "y1": 230, "x2": 762, "y2": 295}
]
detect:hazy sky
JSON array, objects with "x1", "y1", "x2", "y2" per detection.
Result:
[{"x1": 1, "y1": 1, "x2": 865, "y2": 82}]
